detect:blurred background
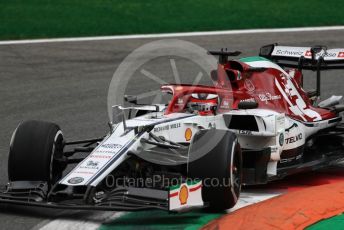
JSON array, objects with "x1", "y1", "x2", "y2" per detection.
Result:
[{"x1": 0, "y1": 0, "x2": 344, "y2": 40}]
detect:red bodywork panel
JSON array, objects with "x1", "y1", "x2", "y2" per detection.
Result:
[{"x1": 162, "y1": 60, "x2": 337, "y2": 122}]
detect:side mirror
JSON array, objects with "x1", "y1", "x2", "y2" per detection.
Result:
[{"x1": 124, "y1": 95, "x2": 138, "y2": 104}]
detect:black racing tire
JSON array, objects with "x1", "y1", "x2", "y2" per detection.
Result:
[
  {"x1": 8, "y1": 120, "x2": 65, "y2": 186},
  {"x1": 188, "y1": 129, "x2": 242, "y2": 211}
]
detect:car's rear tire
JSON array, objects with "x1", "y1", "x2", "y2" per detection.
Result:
[
  {"x1": 188, "y1": 129, "x2": 242, "y2": 211},
  {"x1": 8, "y1": 120, "x2": 65, "y2": 186}
]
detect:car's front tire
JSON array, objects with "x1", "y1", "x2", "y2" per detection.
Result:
[
  {"x1": 188, "y1": 129, "x2": 242, "y2": 211},
  {"x1": 8, "y1": 120, "x2": 65, "y2": 186}
]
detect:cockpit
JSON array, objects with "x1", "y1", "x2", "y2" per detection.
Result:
[{"x1": 161, "y1": 84, "x2": 232, "y2": 115}]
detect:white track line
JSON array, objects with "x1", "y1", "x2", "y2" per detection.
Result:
[{"x1": 1, "y1": 26, "x2": 344, "y2": 45}]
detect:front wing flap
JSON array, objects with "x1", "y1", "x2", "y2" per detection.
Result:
[{"x1": 0, "y1": 180, "x2": 205, "y2": 212}]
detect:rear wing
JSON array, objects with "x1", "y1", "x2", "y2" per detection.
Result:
[
  {"x1": 259, "y1": 44, "x2": 344, "y2": 98},
  {"x1": 259, "y1": 44, "x2": 344, "y2": 70}
]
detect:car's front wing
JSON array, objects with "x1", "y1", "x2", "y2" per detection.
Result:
[{"x1": 0, "y1": 180, "x2": 204, "y2": 212}]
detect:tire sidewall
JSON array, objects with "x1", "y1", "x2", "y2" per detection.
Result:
[
  {"x1": 8, "y1": 120, "x2": 64, "y2": 185},
  {"x1": 188, "y1": 129, "x2": 242, "y2": 210}
]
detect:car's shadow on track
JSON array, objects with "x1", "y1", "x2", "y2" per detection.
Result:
[
  {"x1": 0, "y1": 204, "x2": 62, "y2": 218},
  {"x1": 0, "y1": 204, "x2": 122, "y2": 224},
  {"x1": 100, "y1": 210, "x2": 224, "y2": 230},
  {"x1": 0, "y1": 205, "x2": 225, "y2": 230},
  {"x1": 0, "y1": 203, "x2": 223, "y2": 226}
]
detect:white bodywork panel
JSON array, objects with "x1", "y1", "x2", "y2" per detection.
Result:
[{"x1": 60, "y1": 104, "x2": 341, "y2": 186}]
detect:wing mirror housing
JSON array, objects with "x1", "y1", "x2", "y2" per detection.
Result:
[{"x1": 124, "y1": 95, "x2": 138, "y2": 105}]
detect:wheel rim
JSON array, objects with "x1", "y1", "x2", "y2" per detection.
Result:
[
  {"x1": 230, "y1": 141, "x2": 242, "y2": 202},
  {"x1": 232, "y1": 145, "x2": 241, "y2": 196}
]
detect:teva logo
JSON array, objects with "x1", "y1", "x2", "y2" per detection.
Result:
[
  {"x1": 285, "y1": 133, "x2": 303, "y2": 144},
  {"x1": 275, "y1": 75, "x2": 321, "y2": 122}
]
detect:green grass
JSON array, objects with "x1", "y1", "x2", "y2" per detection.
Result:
[
  {"x1": 307, "y1": 213, "x2": 344, "y2": 230},
  {"x1": 1, "y1": 0, "x2": 344, "y2": 40}
]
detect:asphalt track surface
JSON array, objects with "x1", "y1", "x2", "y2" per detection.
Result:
[{"x1": 0, "y1": 30, "x2": 344, "y2": 230}]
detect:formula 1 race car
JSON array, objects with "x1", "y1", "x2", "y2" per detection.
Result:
[{"x1": 1, "y1": 44, "x2": 344, "y2": 212}]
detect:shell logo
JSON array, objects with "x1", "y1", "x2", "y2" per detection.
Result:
[
  {"x1": 179, "y1": 185, "x2": 189, "y2": 205},
  {"x1": 185, "y1": 128, "x2": 192, "y2": 141}
]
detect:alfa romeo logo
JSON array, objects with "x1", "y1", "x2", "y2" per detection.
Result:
[{"x1": 68, "y1": 177, "x2": 84, "y2": 185}]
